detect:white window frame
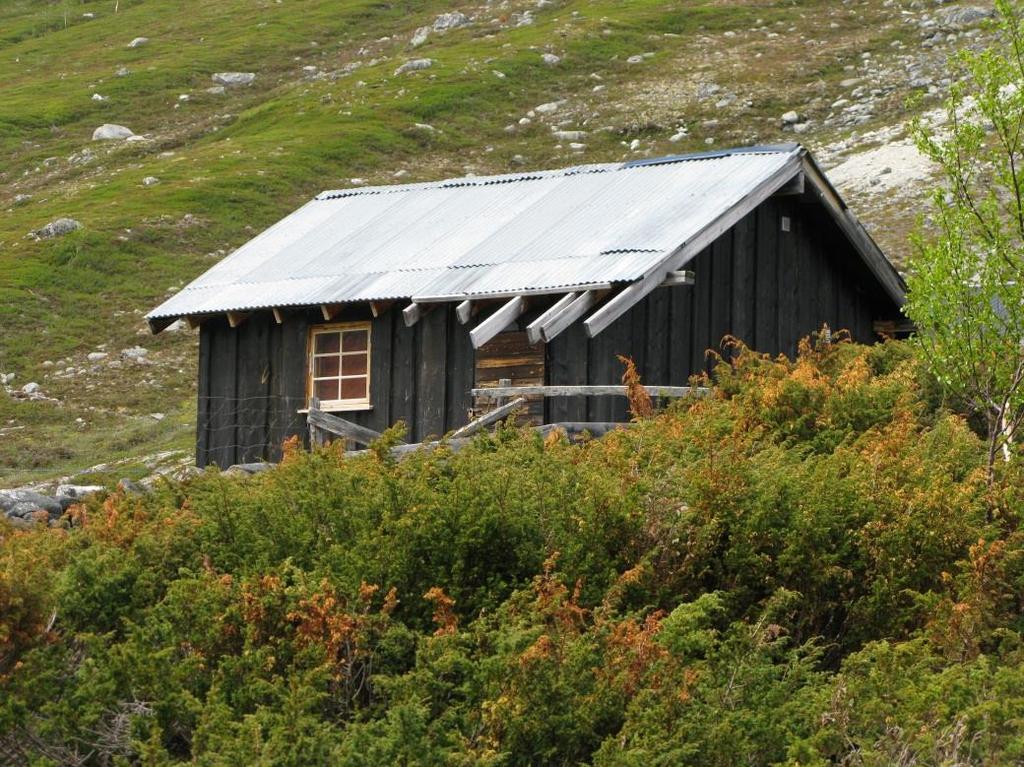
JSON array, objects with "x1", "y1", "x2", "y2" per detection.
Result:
[{"x1": 307, "y1": 322, "x2": 372, "y2": 412}]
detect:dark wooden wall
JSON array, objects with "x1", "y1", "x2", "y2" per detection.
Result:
[
  {"x1": 195, "y1": 195, "x2": 900, "y2": 467},
  {"x1": 545, "y1": 197, "x2": 894, "y2": 424}
]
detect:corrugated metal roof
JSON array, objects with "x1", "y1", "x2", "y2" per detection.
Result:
[{"x1": 148, "y1": 145, "x2": 805, "y2": 321}]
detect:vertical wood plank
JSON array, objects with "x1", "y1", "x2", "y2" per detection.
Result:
[
  {"x1": 645, "y1": 288, "x2": 671, "y2": 386},
  {"x1": 207, "y1": 316, "x2": 238, "y2": 469},
  {"x1": 389, "y1": 314, "x2": 417, "y2": 442},
  {"x1": 668, "y1": 283, "x2": 694, "y2": 385},
  {"x1": 710, "y1": 227, "x2": 734, "y2": 366},
  {"x1": 547, "y1": 323, "x2": 588, "y2": 423},
  {"x1": 754, "y1": 201, "x2": 779, "y2": 355},
  {"x1": 196, "y1": 324, "x2": 212, "y2": 468},
  {"x1": 446, "y1": 306, "x2": 476, "y2": 433},
  {"x1": 731, "y1": 211, "x2": 757, "y2": 350},
  {"x1": 690, "y1": 247, "x2": 714, "y2": 376},
  {"x1": 416, "y1": 306, "x2": 448, "y2": 440},
  {"x1": 236, "y1": 314, "x2": 271, "y2": 464}
]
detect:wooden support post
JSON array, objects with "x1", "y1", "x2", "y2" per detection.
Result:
[
  {"x1": 308, "y1": 397, "x2": 322, "y2": 448},
  {"x1": 449, "y1": 396, "x2": 527, "y2": 439},
  {"x1": 186, "y1": 315, "x2": 206, "y2": 330},
  {"x1": 227, "y1": 311, "x2": 249, "y2": 329},
  {"x1": 526, "y1": 292, "x2": 578, "y2": 344},
  {"x1": 456, "y1": 300, "x2": 475, "y2": 325},
  {"x1": 470, "y1": 296, "x2": 527, "y2": 349},
  {"x1": 272, "y1": 308, "x2": 285, "y2": 325}
]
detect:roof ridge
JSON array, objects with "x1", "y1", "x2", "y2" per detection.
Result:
[{"x1": 315, "y1": 144, "x2": 804, "y2": 201}]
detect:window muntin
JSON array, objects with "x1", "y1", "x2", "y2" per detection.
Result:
[{"x1": 309, "y1": 323, "x2": 371, "y2": 410}]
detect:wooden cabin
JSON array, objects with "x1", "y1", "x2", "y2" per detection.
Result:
[{"x1": 147, "y1": 144, "x2": 907, "y2": 468}]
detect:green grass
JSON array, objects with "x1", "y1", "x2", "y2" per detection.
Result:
[{"x1": 0, "y1": 0, "x2": 948, "y2": 484}]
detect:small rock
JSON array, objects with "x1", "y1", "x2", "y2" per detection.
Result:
[
  {"x1": 541, "y1": 53, "x2": 561, "y2": 66},
  {"x1": 212, "y1": 72, "x2": 256, "y2": 87},
  {"x1": 394, "y1": 58, "x2": 434, "y2": 75},
  {"x1": 115, "y1": 66, "x2": 130, "y2": 77},
  {"x1": 206, "y1": 85, "x2": 226, "y2": 95},
  {"x1": 142, "y1": 176, "x2": 160, "y2": 186},
  {"x1": 626, "y1": 54, "x2": 644, "y2": 64},
  {"x1": 91, "y1": 93, "x2": 107, "y2": 102},
  {"x1": 21, "y1": 382, "x2": 40, "y2": 395},
  {"x1": 552, "y1": 129, "x2": 586, "y2": 141},
  {"x1": 32, "y1": 218, "x2": 81, "y2": 239},
  {"x1": 413, "y1": 122, "x2": 438, "y2": 133},
  {"x1": 121, "y1": 346, "x2": 149, "y2": 360},
  {"x1": 127, "y1": 37, "x2": 149, "y2": 48},
  {"x1": 13, "y1": 194, "x2": 32, "y2": 205},
  {"x1": 150, "y1": 412, "x2": 165, "y2": 421},
  {"x1": 781, "y1": 111, "x2": 801, "y2": 126},
  {"x1": 92, "y1": 123, "x2": 134, "y2": 140},
  {"x1": 87, "y1": 352, "x2": 108, "y2": 362},
  {"x1": 534, "y1": 100, "x2": 563, "y2": 114}
]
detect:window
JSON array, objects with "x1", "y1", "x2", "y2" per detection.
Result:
[{"x1": 308, "y1": 323, "x2": 371, "y2": 411}]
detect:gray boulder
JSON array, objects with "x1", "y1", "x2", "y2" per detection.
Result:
[
  {"x1": 32, "y1": 218, "x2": 81, "y2": 239},
  {"x1": 433, "y1": 12, "x2": 468, "y2": 31},
  {"x1": 127, "y1": 37, "x2": 149, "y2": 48},
  {"x1": 394, "y1": 58, "x2": 434, "y2": 75},
  {"x1": 941, "y1": 6, "x2": 995, "y2": 28},
  {"x1": 212, "y1": 72, "x2": 256, "y2": 87},
  {"x1": 93, "y1": 123, "x2": 135, "y2": 141},
  {"x1": 0, "y1": 490, "x2": 62, "y2": 520}
]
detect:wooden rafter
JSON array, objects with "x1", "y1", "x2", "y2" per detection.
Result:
[{"x1": 470, "y1": 296, "x2": 527, "y2": 349}]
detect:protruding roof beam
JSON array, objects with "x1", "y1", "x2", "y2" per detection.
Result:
[
  {"x1": 470, "y1": 296, "x2": 527, "y2": 349},
  {"x1": 370, "y1": 300, "x2": 393, "y2": 318},
  {"x1": 539, "y1": 290, "x2": 605, "y2": 343},
  {"x1": 403, "y1": 301, "x2": 436, "y2": 327},
  {"x1": 526, "y1": 292, "x2": 579, "y2": 344},
  {"x1": 584, "y1": 155, "x2": 802, "y2": 338},
  {"x1": 321, "y1": 303, "x2": 344, "y2": 321},
  {"x1": 456, "y1": 299, "x2": 476, "y2": 325},
  {"x1": 186, "y1": 315, "x2": 206, "y2": 330},
  {"x1": 660, "y1": 270, "x2": 695, "y2": 288},
  {"x1": 772, "y1": 171, "x2": 805, "y2": 196},
  {"x1": 227, "y1": 311, "x2": 249, "y2": 329},
  {"x1": 272, "y1": 308, "x2": 285, "y2": 324}
]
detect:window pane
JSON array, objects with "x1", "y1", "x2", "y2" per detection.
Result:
[
  {"x1": 341, "y1": 377, "x2": 367, "y2": 400},
  {"x1": 342, "y1": 330, "x2": 368, "y2": 352},
  {"x1": 315, "y1": 379, "x2": 339, "y2": 401},
  {"x1": 314, "y1": 355, "x2": 340, "y2": 378},
  {"x1": 342, "y1": 353, "x2": 367, "y2": 376},
  {"x1": 315, "y1": 332, "x2": 340, "y2": 354}
]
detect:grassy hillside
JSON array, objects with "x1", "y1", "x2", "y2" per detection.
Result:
[
  {"x1": 3, "y1": 340, "x2": 1022, "y2": 763},
  {"x1": 0, "y1": 0, "x2": 984, "y2": 484}
]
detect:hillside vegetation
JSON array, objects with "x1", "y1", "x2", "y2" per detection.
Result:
[
  {"x1": 3, "y1": 338, "x2": 1023, "y2": 763},
  {"x1": 0, "y1": 0, "x2": 991, "y2": 484}
]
